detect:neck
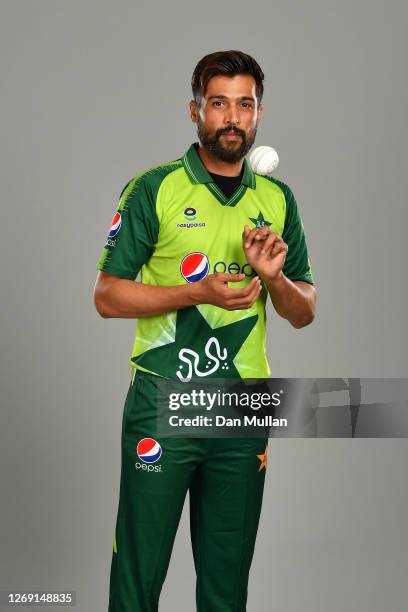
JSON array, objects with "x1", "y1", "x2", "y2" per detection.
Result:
[{"x1": 197, "y1": 143, "x2": 243, "y2": 177}]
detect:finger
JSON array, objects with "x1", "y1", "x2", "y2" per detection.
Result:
[
  {"x1": 260, "y1": 234, "x2": 281, "y2": 255},
  {"x1": 213, "y1": 272, "x2": 245, "y2": 283},
  {"x1": 227, "y1": 276, "x2": 261, "y2": 299},
  {"x1": 244, "y1": 228, "x2": 264, "y2": 248},
  {"x1": 225, "y1": 276, "x2": 261, "y2": 298},
  {"x1": 244, "y1": 280, "x2": 263, "y2": 304},
  {"x1": 226, "y1": 276, "x2": 261, "y2": 300},
  {"x1": 242, "y1": 224, "x2": 251, "y2": 240},
  {"x1": 269, "y1": 241, "x2": 288, "y2": 259},
  {"x1": 244, "y1": 227, "x2": 276, "y2": 248},
  {"x1": 256, "y1": 226, "x2": 274, "y2": 240},
  {"x1": 244, "y1": 236, "x2": 269, "y2": 258},
  {"x1": 226, "y1": 282, "x2": 262, "y2": 309},
  {"x1": 253, "y1": 228, "x2": 271, "y2": 243}
]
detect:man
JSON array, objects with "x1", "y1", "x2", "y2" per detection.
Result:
[{"x1": 94, "y1": 50, "x2": 316, "y2": 612}]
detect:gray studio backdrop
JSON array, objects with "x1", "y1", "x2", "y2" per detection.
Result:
[{"x1": 1, "y1": 0, "x2": 408, "y2": 610}]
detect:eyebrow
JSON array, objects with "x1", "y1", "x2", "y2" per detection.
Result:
[{"x1": 207, "y1": 95, "x2": 255, "y2": 102}]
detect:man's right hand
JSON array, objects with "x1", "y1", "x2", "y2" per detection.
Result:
[
  {"x1": 94, "y1": 271, "x2": 262, "y2": 319},
  {"x1": 191, "y1": 273, "x2": 262, "y2": 310}
]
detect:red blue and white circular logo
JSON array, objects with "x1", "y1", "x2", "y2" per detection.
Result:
[
  {"x1": 137, "y1": 438, "x2": 162, "y2": 464},
  {"x1": 108, "y1": 211, "x2": 122, "y2": 238},
  {"x1": 180, "y1": 252, "x2": 210, "y2": 283}
]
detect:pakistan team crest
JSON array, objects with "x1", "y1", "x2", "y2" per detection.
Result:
[{"x1": 249, "y1": 211, "x2": 272, "y2": 228}]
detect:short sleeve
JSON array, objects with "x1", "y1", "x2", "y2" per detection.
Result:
[
  {"x1": 96, "y1": 173, "x2": 159, "y2": 280},
  {"x1": 281, "y1": 185, "x2": 314, "y2": 285}
]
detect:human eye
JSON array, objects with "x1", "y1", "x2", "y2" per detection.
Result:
[
  {"x1": 212, "y1": 100, "x2": 224, "y2": 107},
  {"x1": 241, "y1": 101, "x2": 253, "y2": 109}
]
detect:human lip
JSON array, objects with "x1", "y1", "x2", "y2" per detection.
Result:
[{"x1": 222, "y1": 131, "x2": 241, "y2": 139}]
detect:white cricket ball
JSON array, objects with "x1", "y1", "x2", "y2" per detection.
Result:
[{"x1": 248, "y1": 146, "x2": 279, "y2": 175}]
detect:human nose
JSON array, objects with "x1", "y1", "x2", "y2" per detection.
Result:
[{"x1": 224, "y1": 104, "x2": 240, "y2": 125}]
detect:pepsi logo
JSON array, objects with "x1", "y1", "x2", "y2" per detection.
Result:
[
  {"x1": 180, "y1": 252, "x2": 210, "y2": 283},
  {"x1": 108, "y1": 211, "x2": 122, "y2": 238},
  {"x1": 137, "y1": 438, "x2": 162, "y2": 464}
]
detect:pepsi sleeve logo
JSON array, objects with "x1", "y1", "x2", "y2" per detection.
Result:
[{"x1": 108, "y1": 211, "x2": 122, "y2": 238}]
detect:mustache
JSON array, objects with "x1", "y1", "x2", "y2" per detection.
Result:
[{"x1": 215, "y1": 126, "x2": 246, "y2": 139}]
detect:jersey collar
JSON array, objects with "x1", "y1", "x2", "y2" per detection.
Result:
[{"x1": 182, "y1": 143, "x2": 256, "y2": 189}]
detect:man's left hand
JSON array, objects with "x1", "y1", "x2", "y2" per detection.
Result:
[{"x1": 242, "y1": 224, "x2": 288, "y2": 280}]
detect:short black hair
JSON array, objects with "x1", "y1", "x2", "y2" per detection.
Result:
[{"x1": 191, "y1": 50, "x2": 264, "y2": 105}]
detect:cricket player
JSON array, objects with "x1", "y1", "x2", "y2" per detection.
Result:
[{"x1": 94, "y1": 49, "x2": 316, "y2": 612}]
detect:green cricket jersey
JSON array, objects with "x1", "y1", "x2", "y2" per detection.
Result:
[{"x1": 97, "y1": 143, "x2": 314, "y2": 379}]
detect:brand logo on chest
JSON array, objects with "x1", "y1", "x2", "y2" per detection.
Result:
[{"x1": 177, "y1": 206, "x2": 206, "y2": 228}]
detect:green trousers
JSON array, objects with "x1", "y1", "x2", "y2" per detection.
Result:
[{"x1": 108, "y1": 370, "x2": 268, "y2": 612}]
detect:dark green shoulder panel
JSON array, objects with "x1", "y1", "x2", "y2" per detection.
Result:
[
  {"x1": 261, "y1": 175, "x2": 314, "y2": 284},
  {"x1": 97, "y1": 159, "x2": 182, "y2": 279},
  {"x1": 119, "y1": 158, "x2": 183, "y2": 212}
]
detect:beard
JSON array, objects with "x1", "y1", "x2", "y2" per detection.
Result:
[{"x1": 197, "y1": 120, "x2": 257, "y2": 163}]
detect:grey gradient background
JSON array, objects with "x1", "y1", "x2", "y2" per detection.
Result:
[{"x1": 1, "y1": 0, "x2": 408, "y2": 610}]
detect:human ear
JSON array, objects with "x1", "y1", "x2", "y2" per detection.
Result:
[{"x1": 189, "y1": 99, "x2": 198, "y2": 124}]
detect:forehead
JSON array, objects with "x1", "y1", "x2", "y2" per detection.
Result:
[{"x1": 204, "y1": 74, "x2": 257, "y2": 99}]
